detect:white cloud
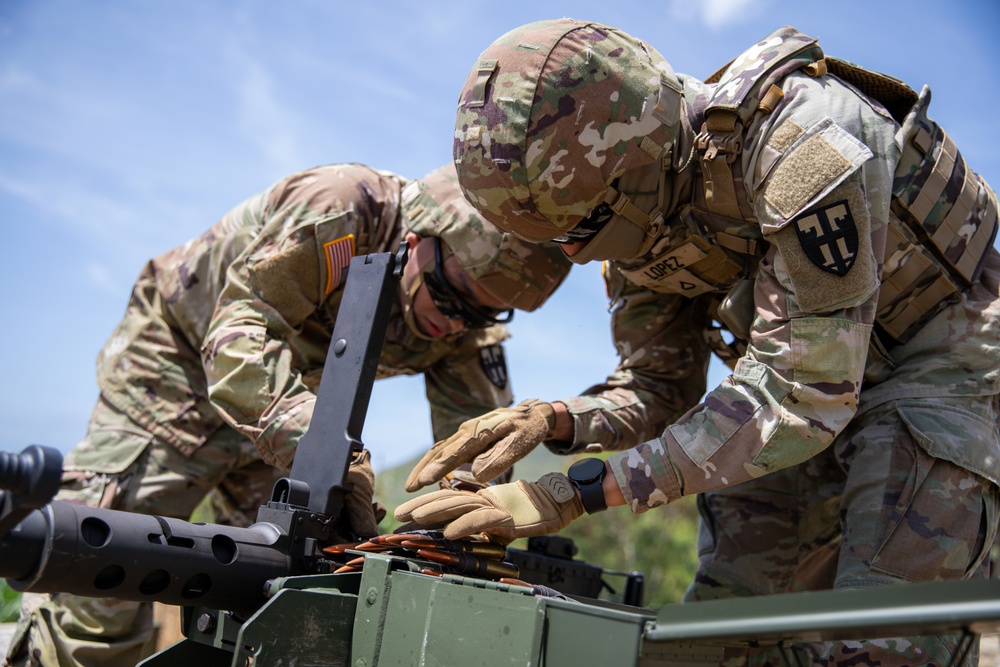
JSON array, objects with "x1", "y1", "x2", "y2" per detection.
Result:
[
  {"x1": 670, "y1": 0, "x2": 760, "y2": 29},
  {"x1": 225, "y1": 44, "x2": 304, "y2": 174},
  {"x1": 0, "y1": 172, "x2": 132, "y2": 239}
]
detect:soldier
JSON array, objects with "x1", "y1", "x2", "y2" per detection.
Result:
[
  {"x1": 7, "y1": 162, "x2": 570, "y2": 667},
  {"x1": 398, "y1": 20, "x2": 1000, "y2": 666}
]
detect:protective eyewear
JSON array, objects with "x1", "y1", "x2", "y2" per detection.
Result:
[
  {"x1": 551, "y1": 202, "x2": 615, "y2": 244},
  {"x1": 422, "y1": 237, "x2": 514, "y2": 329}
]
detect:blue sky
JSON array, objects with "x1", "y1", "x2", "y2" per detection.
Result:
[{"x1": 1, "y1": 1, "x2": 997, "y2": 473}]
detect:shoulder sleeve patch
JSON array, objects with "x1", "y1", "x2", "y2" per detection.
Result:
[
  {"x1": 768, "y1": 180, "x2": 878, "y2": 313},
  {"x1": 762, "y1": 118, "x2": 874, "y2": 225},
  {"x1": 322, "y1": 234, "x2": 355, "y2": 295},
  {"x1": 249, "y1": 239, "x2": 322, "y2": 326},
  {"x1": 794, "y1": 200, "x2": 858, "y2": 276},
  {"x1": 478, "y1": 344, "x2": 508, "y2": 390}
]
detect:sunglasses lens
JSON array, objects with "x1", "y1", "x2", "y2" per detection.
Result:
[
  {"x1": 424, "y1": 273, "x2": 482, "y2": 327},
  {"x1": 552, "y1": 203, "x2": 614, "y2": 244}
]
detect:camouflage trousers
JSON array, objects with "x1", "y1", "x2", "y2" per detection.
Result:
[
  {"x1": 5, "y1": 396, "x2": 283, "y2": 667},
  {"x1": 685, "y1": 393, "x2": 1000, "y2": 667}
]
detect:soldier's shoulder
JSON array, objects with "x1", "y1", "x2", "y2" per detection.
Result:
[{"x1": 264, "y1": 164, "x2": 406, "y2": 216}]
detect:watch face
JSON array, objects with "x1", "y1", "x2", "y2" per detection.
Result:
[
  {"x1": 570, "y1": 457, "x2": 605, "y2": 484},
  {"x1": 569, "y1": 457, "x2": 608, "y2": 514}
]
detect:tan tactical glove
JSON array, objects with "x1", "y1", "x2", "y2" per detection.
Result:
[
  {"x1": 405, "y1": 399, "x2": 556, "y2": 492},
  {"x1": 394, "y1": 472, "x2": 583, "y2": 541},
  {"x1": 342, "y1": 449, "x2": 380, "y2": 538}
]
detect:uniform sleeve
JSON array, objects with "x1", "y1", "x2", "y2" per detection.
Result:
[
  {"x1": 424, "y1": 326, "x2": 514, "y2": 441},
  {"x1": 553, "y1": 263, "x2": 712, "y2": 454},
  {"x1": 609, "y1": 77, "x2": 900, "y2": 512},
  {"x1": 201, "y1": 167, "x2": 394, "y2": 469}
]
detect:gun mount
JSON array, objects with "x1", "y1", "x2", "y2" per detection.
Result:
[{"x1": 2, "y1": 247, "x2": 1000, "y2": 667}]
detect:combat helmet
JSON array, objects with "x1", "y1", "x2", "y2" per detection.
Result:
[
  {"x1": 402, "y1": 163, "x2": 570, "y2": 313},
  {"x1": 453, "y1": 19, "x2": 684, "y2": 262}
]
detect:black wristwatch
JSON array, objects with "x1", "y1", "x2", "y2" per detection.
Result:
[{"x1": 567, "y1": 457, "x2": 608, "y2": 514}]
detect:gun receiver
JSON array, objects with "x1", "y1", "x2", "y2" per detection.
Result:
[{"x1": 0, "y1": 244, "x2": 407, "y2": 616}]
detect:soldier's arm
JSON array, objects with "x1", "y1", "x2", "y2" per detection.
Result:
[
  {"x1": 551, "y1": 266, "x2": 712, "y2": 454},
  {"x1": 201, "y1": 166, "x2": 395, "y2": 469},
  {"x1": 607, "y1": 77, "x2": 897, "y2": 511}
]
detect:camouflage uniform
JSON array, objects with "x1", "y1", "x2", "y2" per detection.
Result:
[
  {"x1": 6, "y1": 162, "x2": 569, "y2": 667},
  {"x1": 453, "y1": 21, "x2": 999, "y2": 666}
]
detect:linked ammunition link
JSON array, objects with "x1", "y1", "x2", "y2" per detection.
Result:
[{"x1": 323, "y1": 530, "x2": 519, "y2": 580}]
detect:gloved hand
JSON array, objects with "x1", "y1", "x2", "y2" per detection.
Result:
[
  {"x1": 405, "y1": 399, "x2": 556, "y2": 492},
  {"x1": 342, "y1": 449, "x2": 380, "y2": 538},
  {"x1": 394, "y1": 472, "x2": 583, "y2": 541}
]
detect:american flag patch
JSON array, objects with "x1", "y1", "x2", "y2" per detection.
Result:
[{"x1": 323, "y1": 234, "x2": 355, "y2": 295}]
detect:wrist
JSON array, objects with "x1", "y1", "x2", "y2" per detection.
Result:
[
  {"x1": 603, "y1": 466, "x2": 625, "y2": 507},
  {"x1": 550, "y1": 401, "x2": 574, "y2": 442}
]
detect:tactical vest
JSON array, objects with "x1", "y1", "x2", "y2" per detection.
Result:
[{"x1": 643, "y1": 27, "x2": 998, "y2": 350}]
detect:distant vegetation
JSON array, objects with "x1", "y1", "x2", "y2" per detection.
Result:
[{"x1": 0, "y1": 582, "x2": 19, "y2": 623}]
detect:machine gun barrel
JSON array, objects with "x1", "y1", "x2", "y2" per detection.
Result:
[{"x1": 0, "y1": 501, "x2": 289, "y2": 616}]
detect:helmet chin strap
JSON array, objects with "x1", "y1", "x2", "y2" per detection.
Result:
[
  {"x1": 399, "y1": 247, "x2": 439, "y2": 341},
  {"x1": 566, "y1": 153, "x2": 671, "y2": 264},
  {"x1": 566, "y1": 66, "x2": 683, "y2": 264}
]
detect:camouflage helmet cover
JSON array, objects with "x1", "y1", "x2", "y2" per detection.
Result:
[
  {"x1": 402, "y1": 163, "x2": 570, "y2": 312},
  {"x1": 453, "y1": 19, "x2": 682, "y2": 244}
]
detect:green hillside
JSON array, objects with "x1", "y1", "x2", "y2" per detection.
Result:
[{"x1": 376, "y1": 447, "x2": 701, "y2": 608}]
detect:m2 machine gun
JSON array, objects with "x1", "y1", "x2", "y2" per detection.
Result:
[{"x1": 2, "y1": 247, "x2": 1000, "y2": 667}]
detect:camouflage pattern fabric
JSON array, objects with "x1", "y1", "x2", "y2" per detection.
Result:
[
  {"x1": 579, "y1": 67, "x2": 904, "y2": 479},
  {"x1": 453, "y1": 22, "x2": 1000, "y2": 666},
  {"x1": 8, "y1": 593, "x2": 155, "y2": 667},
  {"x1": 602, "y1": 36, "x2": 1000, "y2": 667},
  {"x1": 402, "y1": 164, "x2": 570, "y2": 312},
  {"x1": 879, "y1": 84, "x2": 999, "y2": 344},
  {"x1": 585, "y1": 37, "x2": 1000, "y2": 516},
  {"x1": 453, "y1": 19, "x2": 680, "y2": 241},
  {"x1": 85, "y1": 162, "x2": 518, "y2": 465},
  {"x1": 685, "y1": 394, "x2": 998, "y2": 666},
  {"x1": 6, "y1": 162, "x2": 570, "y2": 667}
]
